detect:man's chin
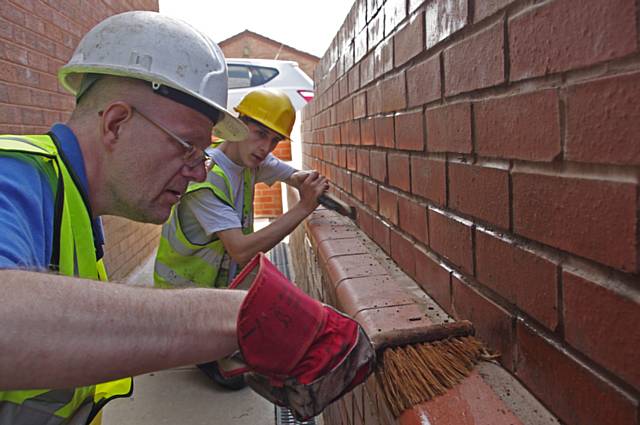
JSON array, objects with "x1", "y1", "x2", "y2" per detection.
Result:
[{"x1": 121, "y1": 205, "x2": 171, "y2": 225}]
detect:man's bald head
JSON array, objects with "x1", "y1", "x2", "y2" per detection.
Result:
[{"x1": 69, "y1": 76, "x2": 154, "y2": 121}]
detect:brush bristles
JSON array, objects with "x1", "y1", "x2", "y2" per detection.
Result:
[{"x1": 376, "y1": 336, "x2": 493, "y2": 417}]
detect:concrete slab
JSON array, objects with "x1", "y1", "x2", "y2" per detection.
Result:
[{"x1": 102, "y1": 366, "x2": 274, "y2": 425}]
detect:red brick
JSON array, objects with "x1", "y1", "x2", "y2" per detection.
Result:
[
  {"x1": 355, "y1": 29, "x2": 368, "y2": 64},
  {"x1": 336, "y1": 274, "x2": 417, "y2": 316},
  {"x1": 475, "y1": 230, "x2": 558, "y2": 331},
  {"x1": 381, "y1": 72, "x2": 406, "y2": 113},
  {"x1": 360, "y1": 52, "x2": 375, "y2": 86},
  {"x1": 474, "y1": 0, "x2": 517, "y2": 22},
  {"x1": 395, "y1": 110, "x2": 424, "y2": 151},
  {"x1": 367, "y1": 82, "x2": 382, "y2": 115},
  {"x1": 452, "y1": 275, "x2": 516, "y2": 370},
  {"x1": 400, "y1": 370, "x2": 525, "y2": 425},
  {"x1": 326, "y1": 125, "x2": 341, "y2": 145},
  {"x1": 0, "y1": 3, "x2": 26, "y2": 26},
  {"x1": 368, "y1": 12, "x2": 384, "y2": 51},
  {"x1": 336, "y1": 168, "x2": 352, "y2": 192},
  {"x1": 410, "y1": 156, "x2": 446, "y2": 206},
  {"x1": 363, "y1": 178, "x2": 378, "y2": 211},
  {"x1": 353, "y1": 92, "x2": 367, "y2": 121},
  {"x1": 428, "y1": 209, "x2": 473, "y2": 275},
  {"x1": 516, "y1": 321, "x2": 638, "y2": 425},
  {"x1": 390, "y1": 229, "x2": 416, "y2": 278},
  {"x1": 344, "y1": 44, "x2": 355, "y2": 78},
  {"x1": 387, "y1": 152, "x2": 410, "y2": 192},
  {"x1": 475, "y1": 89, "x2": 561, "y2": 161},
  {"x1": 444, "y1": 21, "x2": 504, "y2": 96},
  {"x1": 398, "y1": 196, "x2": 428, "y2": 244},
  {"x1": 337, "y1": 97, "x2": 353, "y2": 123},
  {"x1": 384, "y1": 0, "x2": 406, "y2": 36},
  {"x1": 509, "y1": 0, "x2": 637, "y2": 81},
  {"x1": 425, "y1": 102, "x2": 471, "y2": 154},
  {"x1": 360, "y1": 117, "x2": 375, "y2": 145},
  {"x1": 369, "y1": 150, "x2": 387, "y2": 183},
  {"x1": 448, "y1": 162, "x2": 510, "y2": 229},
  {"x1": 407, "y1": 54, "x2": 441, "y2": 107},
  {"x1": 408, "y1": 0, "x2": 425, "y2": 14},
  {"x1": 357, "y1": 206, "x2": 374, "y2": 237},
  {"x1": 373, "y1": 217, "x2": 391, "y2": 254},
  {"x1": 337, "y1": 146, "x2": 347, "y2": 167},
  {"x1": 513, "y1": 172, "x2": 638, "y2": 273},
  {"x1": 566, "y1": 72, "x2": 640, "y2": 165},
  {"x1": 415, "y1": 247, "x2": 451, "y2": 312},
  {"x1": 394, "y1": 13, "x2": 424, "y2": 67},
  {"x1": 342, "y1": 120, "x2": 360, "y2": 145},
  {"x1": 373, "y1": 38, "x2": 393, "y2": 79},
  {"x1": 425, "y1": 0, "x2": 468, "y2": 49},
  {"x1": 347, "y1": 147, "x2": 357, "y2": 171},
  {"x1": 563, "y1": 270, "x2": 640, "y2": 391},
  {"x1": 374, "y1": 115, "x2": 394, "y2": 148},
  {"x1": 378, "y1": 186, "x2": 398, "y2": 225},
  {"x1": 351, "y1": 173, "x2": 364, "y2": 202},
  {"x1": 356, "y1": 148, "x2": 370, "y2": 175}
]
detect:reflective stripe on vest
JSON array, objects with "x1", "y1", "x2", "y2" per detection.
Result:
[
  {"x1": 0, "y1": 135, "x2": 132, "y2": 425},
  {"x1": 154, "y1": 164, "x2": 254, "y2": 288}
]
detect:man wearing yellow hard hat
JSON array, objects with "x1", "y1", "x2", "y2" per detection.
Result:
[{"x1": 154, "y1": 88, "x2": 330, "y2": 388}]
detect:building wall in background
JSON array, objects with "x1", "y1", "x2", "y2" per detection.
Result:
[
  {"x1": 0, "y1": 0, "x2": 160, "y2": 281},
  {"x1": 219, "y1": 30, "x2": 319, "y2": 78},
  {"x1": 302, "y1": 1, "x2": 640, "y2": 424}
]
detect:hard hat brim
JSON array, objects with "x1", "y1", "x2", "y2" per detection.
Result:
[{"x1": 59, "y1": 66, "x2": 249, "y2": 142}]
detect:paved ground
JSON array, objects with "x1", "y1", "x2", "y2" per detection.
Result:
[
  {"x1": 103, "y1": 219, "x2": 277, "y2": 425},
  {"x1": 102, "y1": 365, "x2": 274, "y2": 425}
]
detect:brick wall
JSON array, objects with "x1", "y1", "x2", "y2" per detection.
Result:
[
  {"x1": 301, "y1": 1, "x2": 640, "y2": 424},
  {"x1": 252, "y1": 137, "x2": 292, "y2": 217},
  {"x1": 1, "y1": 0, "x2": 160, "y2": 280}
]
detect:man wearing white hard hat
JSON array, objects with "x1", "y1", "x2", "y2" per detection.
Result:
[{"x1": 0, "y1": 11, "x2": 374, "y2": 425}]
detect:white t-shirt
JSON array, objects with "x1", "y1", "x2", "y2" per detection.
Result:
[{"x1": 178, "y1": 147, "x2": 296, "y2": 245}]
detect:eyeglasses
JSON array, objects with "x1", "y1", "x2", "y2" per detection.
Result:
[{"x1": 131, "y1": 107, "x2": 212, "y2": 171}]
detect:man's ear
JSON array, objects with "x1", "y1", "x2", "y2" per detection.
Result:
[{"x1": 100, "y1": 101, "x2": 133, "y2": 148}]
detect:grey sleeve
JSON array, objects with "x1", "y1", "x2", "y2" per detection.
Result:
[
  {"x1": 178, "y1": 188, "x2": 242, "y2": 243},
  {"x1": 256, "y1": 153, "x2": 296, "y2": 186}
]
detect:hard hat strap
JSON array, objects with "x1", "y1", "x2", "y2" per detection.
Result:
[
  {"x1": 75, "y1": 73, "x2": 102, "y2": 103},
  {"x1": 151, "y1": 82, "x2": 220, "y2": 124}
]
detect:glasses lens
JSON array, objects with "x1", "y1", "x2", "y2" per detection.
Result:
[
  {"x1": 204, "y1": 156, "x2": 213, "y2": 172},
  {"x1": 183, "y1": 146, "x2": 211, "y2": 170}
]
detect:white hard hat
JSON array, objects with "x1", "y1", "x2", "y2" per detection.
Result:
[{"x1": 59, "y1": 11, "x2": 247, "y2": 141}]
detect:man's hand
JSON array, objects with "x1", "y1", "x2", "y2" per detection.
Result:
[
  {"x1": 294, "y1": 170, "x2": 329, "y2": 213},
  {"x1": 229, "y1": 253, "x2": 375, "y2": 420}
]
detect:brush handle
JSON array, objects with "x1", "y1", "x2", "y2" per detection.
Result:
[
  {"x1": 370, "y1": 320, "x2": 475, "y2": 352},
  {"x1": 318, "y1": 193, "x2": 356, "y2": 219}
]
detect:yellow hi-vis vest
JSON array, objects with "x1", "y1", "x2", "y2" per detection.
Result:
[
  {"x1": 154, "y1": 164, "x2": 254, "y2": 288},
  {"x1": 0, "y1": 134, "x2": 132, "y2": 425}
]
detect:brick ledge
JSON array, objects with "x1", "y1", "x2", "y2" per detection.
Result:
[{"x1": 291, "y1": 191, "x2": 560, "y2": 425}]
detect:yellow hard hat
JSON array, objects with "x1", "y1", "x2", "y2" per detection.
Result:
[{"x1": 234, "y1": 89, "x2": 295, "y2": 139}]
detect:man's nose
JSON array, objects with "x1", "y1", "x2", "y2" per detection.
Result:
[{"x1": 181, "y1": 162, "x2": 207, "y2": 182}]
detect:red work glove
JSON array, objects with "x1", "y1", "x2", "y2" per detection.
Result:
[{"x1": 229, "y1": 253, "x2": 375, "y2": 420}]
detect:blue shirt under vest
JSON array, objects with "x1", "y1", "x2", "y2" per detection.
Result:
[{"x1": 0, "y1": 124, "x2": 104, "y2": 270}]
